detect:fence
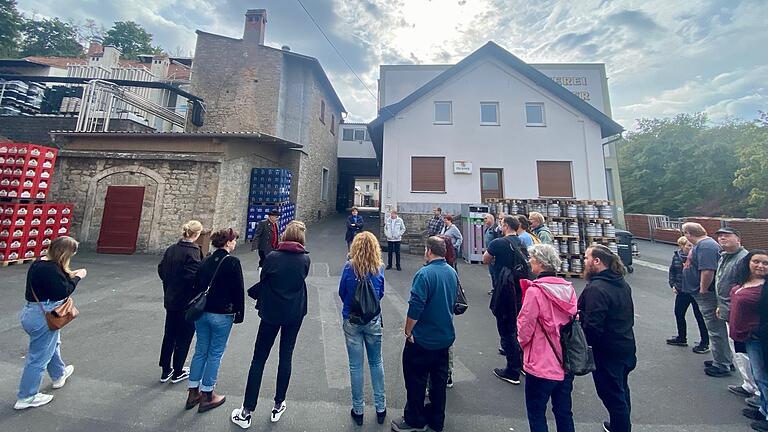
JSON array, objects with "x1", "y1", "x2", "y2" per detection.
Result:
[{"x1": 626, "y1": 213, "x2": 768, "y2": 250}]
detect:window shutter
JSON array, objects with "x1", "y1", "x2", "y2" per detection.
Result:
[
  {"x1": 411, "y1": 157, "x2": 445, "y2": 192},
  {"x1": 537, "y1": 161, "x2": 573, "y2": 197}
]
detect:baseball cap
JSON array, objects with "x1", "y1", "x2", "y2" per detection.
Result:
[{"x1": 715, "y1": 227, "x2": 740, "y2": 237}]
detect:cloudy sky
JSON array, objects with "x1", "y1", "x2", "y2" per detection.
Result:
[{"x1": 17, "y1": 0, "x2": 767, "y2": 127}]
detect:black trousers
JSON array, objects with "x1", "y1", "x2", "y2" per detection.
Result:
[
  {"x1": 387, "y1": 241, "x2": 401, "y2": 268},
  {"x1": 243, "y1": 320, "x2": 302, "y2": 410},
  {"x1": 258, "y1": 250, "x2": 268, "y2": 268},
  {"x1": 674, "y1": 292, "x2": 708, "y2": 345},
  {"x1": 403, "y1": 341, "x2": 450, "y2": 432},
  {"x1": 159, "y1": 310, "x2": 195, "y2": 373},
  {"x1": 525, "y1": 373, "x2": 575, "y2": 432},
  {"x1": 496, "y1": 314, "x2": 522, "y2": 374},
  {"x1": 592, "y1": 353, "x2": 636, "y2": 432}
]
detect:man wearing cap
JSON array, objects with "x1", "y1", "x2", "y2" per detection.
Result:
[
  {"x1": 713, "y1": 228, "x2": 754, "y2": 390},
  {"x1": 253, "y1": 210, "x2": 280, "y2": 269}
]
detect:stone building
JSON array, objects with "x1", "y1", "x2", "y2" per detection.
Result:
[
  {"x1": 189, "y1": 9, "x2": 346, "y2": 223},
  {"x1": 49, "y1": 131, "x2": 301, "y2": 253}
]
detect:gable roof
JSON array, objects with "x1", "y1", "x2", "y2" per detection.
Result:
[{"x1": 368, "y1": 41, "x2": 624, "y2": 160}]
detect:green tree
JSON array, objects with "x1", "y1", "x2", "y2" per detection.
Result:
[
  {"x1": 0, "y1": 0, "x2": 23, "y2": 57},
  {"x1": 20, "y1": 17, "x2": 84, "y2": 57},
  {"x1": 618, "y1": 113, "x2": 750, "y2": 218},
  {"x1": 103, "y1": 21, "x2": 162, "y2": 59},
  {"x1": 733, "y1": 122, "x2": 768, "y2": 217}
]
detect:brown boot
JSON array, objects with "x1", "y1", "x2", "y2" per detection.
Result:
[
  {"x1": 197, "y1": 390, "x2": 226, "y2": 413},
  {"x1": 185, "y1": 388, "x2": 201, "y2": 410}
]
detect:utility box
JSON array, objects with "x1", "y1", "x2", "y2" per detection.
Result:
[{"x1": 461, "y1": 204, "x2": 489, "y2": 263}]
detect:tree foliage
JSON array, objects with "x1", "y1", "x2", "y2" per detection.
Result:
[
  {"x1": 103, "y1": 21, "x2": 162, "y2": 59},
  {"x1": 0, "y1": 0, "x2": 23, "y2": 57},
  {"x1": 619, "y1": 113, "x2": 768, "y2": 218},
  {"x1": 20, "y1": 17, "x2": 84, "y2": 57}
]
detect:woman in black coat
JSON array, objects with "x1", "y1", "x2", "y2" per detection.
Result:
[
  {"x1": 157, "y1": 220, "x2": 204, "y2": 384},
  {"x1": 231, "y1": 221, "x2": 311, "y2": 428}
]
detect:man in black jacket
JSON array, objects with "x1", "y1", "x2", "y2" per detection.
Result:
[
  {"x1": 252, "y1": 210, "x2": 280, "y2": 268},
  {"x1": 579, "y1": 245, "x2": 636, "y2": 432}
]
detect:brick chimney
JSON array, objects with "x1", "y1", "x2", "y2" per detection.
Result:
[{"x1": 244, "y1": 9, "x2": 267, "y2": 45}]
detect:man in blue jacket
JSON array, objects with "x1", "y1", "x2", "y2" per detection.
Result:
[{"x1": 392, "y1": 236, "x2": 457, "y2": 432}]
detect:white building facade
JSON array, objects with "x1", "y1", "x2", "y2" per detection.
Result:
[{"x1": 369, "y1": 42, "x2": 623, "y2": 219}]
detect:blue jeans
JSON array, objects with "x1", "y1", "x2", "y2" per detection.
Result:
[
  {"x1": 525, "y1": 373, "x2": 575, "y2": 432},
  {"x1": 746, "y1": 339, "x2": 768, "y2": 420},
  {"x1": 343, "y1": 314, "x2": 386, "y2": 414},
  {"x1": 17, "y1": 301, "x2": 67, "y2": 399},
  {"x1": 188, "y1": 312, "x2": 234, "y2": 392}
]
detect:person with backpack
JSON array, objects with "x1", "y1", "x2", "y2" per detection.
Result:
[
  {"x1": 484, "y1": 215, "x2": 530, "y2": 385},
  {"x1": 338, "y1": 231, "x2": 387, "y2": 426},
  {"x1": 518, "y1": 244, "x2": 577, "y2": 432},
  {"x1": 391, "y1": 236, "x2": 457, "y2": 432},
  {"x1": 579, "y1": 245, "x2": 636, "y2": 432},
  {"x1": 231, "y1": 221, "x2": 310, "y2": 428}
]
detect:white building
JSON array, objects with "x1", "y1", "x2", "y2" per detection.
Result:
[{"x1": 368, "y1": 42, "x2": 623, "y2": 221}]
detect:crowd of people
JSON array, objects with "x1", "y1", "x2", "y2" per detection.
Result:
[
  {"x1": 666, "y1": 223, "x2": 768, "y2": 431},
  {"x1": 11, "y1": 209, "x2": 767, "y2": 432}
]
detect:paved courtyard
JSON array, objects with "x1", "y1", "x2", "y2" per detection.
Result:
[{"x1": 0, "y1": 215, "x2": 753, "y2": 431}]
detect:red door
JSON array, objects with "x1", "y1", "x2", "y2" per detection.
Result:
[{"x1": 97, "y1": 186, "x2": 145, "y2": 254}]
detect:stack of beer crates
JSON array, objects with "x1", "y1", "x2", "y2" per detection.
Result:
[
  {"x1": 246, "y1": 168, "x2": 295, "y2": 241},
  {"x1": 0, "y1": 142, "x2": 73, "y2": 265}
]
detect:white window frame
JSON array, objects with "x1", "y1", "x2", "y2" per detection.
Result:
[
  {"x1": 525, "y1": 102, "x2": 546, "y2": 127},
  {"x1": 480, "y1": 102, "x2": 500, "y2": 126},
  {"x1": 321, "y1": 167, "x2": 330, "y2": 201},
  {"x1": 353, "y1": 129, "x2": 366, "y2": 141},
  {"x1": 342, "y1": 128, "x2": 354, "y2": 141},
  {"x1": 433, "y1": 101, "x2": 452, "y2": 125}
]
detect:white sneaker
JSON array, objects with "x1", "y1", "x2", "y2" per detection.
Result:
[
  {"x1": 52, "y1": 365, "x2": 74, "y2": 389},
  {"x1": 14, "y1": 393, "x2": 53, "y2": 410},
  {"x1": 270, "y1": 401, "x2": 286, "y2": 422},
  {"x1": 231, "y1": 407, "x2": 252, "y2": 429}
]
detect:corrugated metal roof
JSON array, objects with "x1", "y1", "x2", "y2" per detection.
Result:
[{"x1": 49, "y1": 130, "x2": 303, "y2": 148}]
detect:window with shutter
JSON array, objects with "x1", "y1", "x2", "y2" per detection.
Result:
[
  {"x1": 536, "y1": 161, "x2": 574, "y2": 197},
  {"x1": 411, "y1": 157, "x2": 446, "y2": 192}
]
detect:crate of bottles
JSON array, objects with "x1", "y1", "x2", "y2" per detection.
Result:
[
  {"x1": 246, "y1": 202, "x2": 296, "y2": 240},
  {"x1": 0, "y1": 143, "x2": 58, "y2": 201},
  {"x1": 249, "y1": 168, "x2": 292, "y2": 204},
  {"x1": 0, "y1": 203, "x2": 73, "y2": 263}
]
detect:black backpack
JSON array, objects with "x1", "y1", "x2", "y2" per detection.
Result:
[
  {"x1": 506, "y1": 236, "x2": 531, "y2": 281},
  {"x1": 349, "y1": 275, "x2": 381, "y2": 325},
  {"x1": 541, "y1": 314, "x2": 596, "y2": 376}
]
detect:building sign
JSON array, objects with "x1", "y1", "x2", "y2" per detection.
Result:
[
  {"x1": 453, "y1": 160, "x2": 472, "y2": 174},
  {"x1": 532, "y1": 65, "x2": 609, "y2": 116}
]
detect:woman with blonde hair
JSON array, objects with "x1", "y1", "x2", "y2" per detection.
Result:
[
  {"x1": 157, "y1": 220, "x2": 204, "y2": 384},
  {"x1": 338, "y1": 231, "x2": 386, "y2": 425},
  {"x1": 15, "y1": 236, "x2": 86, "y2": 410},
  {"x1": 232, "y1": 221, "x2": 310, "y2": 428}
]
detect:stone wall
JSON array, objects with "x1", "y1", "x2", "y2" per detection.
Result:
[
  {"x1": 50, "y1": 152, "x2": 220, "y2": 253},
  {"x1": 190, "y1": 32, "x2": 282, "y2": 135}
]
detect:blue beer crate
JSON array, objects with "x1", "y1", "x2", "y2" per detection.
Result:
[
  {"x1": 249, "y1": 168, "x2": 292, "y2": 204},
  {"x1": 246, "y1": 202, "x2": 296, "y2": 240}
]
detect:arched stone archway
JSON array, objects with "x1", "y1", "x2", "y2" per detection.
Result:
[{"x1": 80, "y1": 165, "x2": 166, "y2": 251}]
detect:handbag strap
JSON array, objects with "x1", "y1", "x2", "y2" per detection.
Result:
[
  {"x1": 28, "y1": 285, "x2": 48, "y2": 314},
  {"x1": 203, "y1": 255, "x2": 229, "y2": 296},
  {"x1": 537, "y1": 319, "x2": 563, "y2": 365}
]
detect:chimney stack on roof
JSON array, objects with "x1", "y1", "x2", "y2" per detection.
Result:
[
  {"x1": 244, "y1": 9, "x2": 267, "y2": 45},
  {"x1": 87, "y1": 41, "x2": 103, "y2": 56}
]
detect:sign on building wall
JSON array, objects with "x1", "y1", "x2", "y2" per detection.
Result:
[
  {"x1": 453, "y1": 160, "x2": 472, "y2": 174},
  {"x1": 532, "y1": 65, "x2": 610, "y2": 116}
]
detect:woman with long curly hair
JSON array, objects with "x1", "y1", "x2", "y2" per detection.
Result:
[{"x1": 339, "y1": 231, "x2": 386, "y2": 426}]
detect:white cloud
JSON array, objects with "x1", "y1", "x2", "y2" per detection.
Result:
[{"x1": 15, "y1": 0, "x2": 767, "y2": 128}]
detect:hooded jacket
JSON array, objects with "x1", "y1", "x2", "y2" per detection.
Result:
[
  {"x1": 578, "y1": 269, "x2": 636, "y2": 359},
  {"x1": 252, "y1": 241, "x2": 311, "y2": 325},
  {"x1": 517, "y1": 274, "x2": 578, "y2": 381}
]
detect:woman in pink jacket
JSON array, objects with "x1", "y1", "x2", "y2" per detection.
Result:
[{"x1": 518, "y1": 244, "x2": 578, "y2": 432}]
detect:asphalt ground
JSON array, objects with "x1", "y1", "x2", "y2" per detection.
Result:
[{"x1": 0, "y1": 215, "x2": 754, "y2": 431}]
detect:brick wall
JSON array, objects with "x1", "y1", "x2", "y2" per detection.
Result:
[
  {"x1": 625, "y1": 214, "x2": 651, "y2": 239},
  {"x1": 725, "y1": 219, "x2": 768, "y2": 250},
  {"x1": 683, "y1": 217, "x2": 724, "y2": 237},
  {"x1": 0, "y1": 116, "x2": 153, "y2": 145}
]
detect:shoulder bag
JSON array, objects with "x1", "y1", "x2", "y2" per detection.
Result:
[
  {"x1": 349, "y1": 274, "x2": 381, "y2": 325},
  {"x1": 454, "y1": 276, "x2": 468, "y2": 315},
  {"x1": 29, "y1": 287, "x2": 79, "y2": 330},
  {"x1": 185, "y1": 255, "x2": 229, "y2": 322}
]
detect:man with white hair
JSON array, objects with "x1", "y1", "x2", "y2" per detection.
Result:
[{"x1": 528, "y1": 212, "x2": 553, "y2": 245}]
